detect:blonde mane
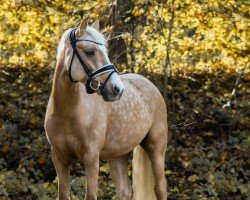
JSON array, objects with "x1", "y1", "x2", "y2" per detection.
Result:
[{"x1": 56, "y1": 28, "x2": 72, "y2": 60}]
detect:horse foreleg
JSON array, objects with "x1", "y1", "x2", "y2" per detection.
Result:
[
  {"x1": 51, "y1": 148, "x2": 71, "y2": 200},
  {"x1": 84, "y1": 153, "x2": 100, "y2": 200},
  {"x1": 109, "y1": 155, "x2": 132, "y2": 200}
]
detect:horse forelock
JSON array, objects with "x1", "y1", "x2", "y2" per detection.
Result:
[{"x1": 86, "y1": 26, "x2": 107, "y2": 46}]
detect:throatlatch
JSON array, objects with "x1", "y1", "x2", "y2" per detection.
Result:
[{"x1": 68, "y1": 28, "x2": 117, "y2": 94}]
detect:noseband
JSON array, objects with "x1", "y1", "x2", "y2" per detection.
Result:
[{"x1": 68, "y1": 28, "x2": 117, "y2": 94}]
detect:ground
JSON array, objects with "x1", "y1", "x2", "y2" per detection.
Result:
[{"x1": 0, "y1": 66, "x2": 249, "y2": 199}]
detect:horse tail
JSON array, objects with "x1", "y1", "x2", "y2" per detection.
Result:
[{"x1": 132, "y1": 145, "x2": 157, "y2": 200}]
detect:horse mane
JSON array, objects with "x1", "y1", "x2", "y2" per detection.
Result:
[
  {"x1": 56, "y1": 28, "x2": 72, "y2": 60},
  {"x1": 56, "y1": 26, "x2": 107, "y2": 60}
]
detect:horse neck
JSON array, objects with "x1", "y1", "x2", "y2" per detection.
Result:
[{"x1": 51, "y1": 56, "x2": 82, "y2": 114}]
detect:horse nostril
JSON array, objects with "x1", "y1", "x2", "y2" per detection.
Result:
[{"x1": 113, "y1": 85, "x2": 120, "y2": 94}]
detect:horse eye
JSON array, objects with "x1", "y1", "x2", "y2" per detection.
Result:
[{"x1": 85, "y1": 49, "x2": 95, "y2": 56}]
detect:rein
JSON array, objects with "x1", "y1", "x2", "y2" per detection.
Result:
[{"x1": 68, "y1": 28, "x2": 117, "y2": 94}]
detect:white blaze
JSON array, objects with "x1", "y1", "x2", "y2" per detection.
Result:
[
  {"x1": 98, "y1": 42, "x2": 124, "y2": 91},
  {"x1": 110, "y1": 72, "x2": 124, "y2": 91},
  {"x1": 98, "y1": 45, "x2": 111, "y2": 64}
]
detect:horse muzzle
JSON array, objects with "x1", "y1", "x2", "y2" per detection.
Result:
[
  {"x1": 101, "y1": 86, "x2": 124, "y2": 102},
  {"x1": 101, "y1": 74, "x2": 124, "y2": 102}
]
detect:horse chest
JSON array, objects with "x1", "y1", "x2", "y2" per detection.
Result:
[{"x1": 45, "y1": 113, "x2": 103, "y2": 145}]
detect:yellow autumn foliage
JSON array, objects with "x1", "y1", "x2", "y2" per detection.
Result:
[
  {"x1": 0, "y1": 0, "x2": 249, "y2": 75},
  {"x1": 0, "y1": 0, "x2": 109, "y2": 67},
  {"x1": 131, "y1": 0, "x2": 249, "y2": 74}
]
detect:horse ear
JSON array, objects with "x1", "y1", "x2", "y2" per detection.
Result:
[
  {"x1": 76, "y1": 17, "x2": 89, "y2": 38},
  {"x1": 91, "y1": 21, "x2": 100, "y2": 31}
]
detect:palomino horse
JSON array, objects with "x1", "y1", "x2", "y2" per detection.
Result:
[{"x1": 45, "y1": 18, "x2": 168, "y2": 200}]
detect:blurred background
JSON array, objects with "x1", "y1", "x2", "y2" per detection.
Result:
[{"x1": 0, "y1": 0, "x2": 249, "y2": 199}]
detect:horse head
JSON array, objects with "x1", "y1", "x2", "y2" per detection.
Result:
[{"x1": 63, "y1": 18, "x2": 124, "y2": 102}]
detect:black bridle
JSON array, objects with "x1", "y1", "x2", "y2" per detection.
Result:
[{"x1": 68, "y1": 28, "x2": 117, "y2": 94}]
